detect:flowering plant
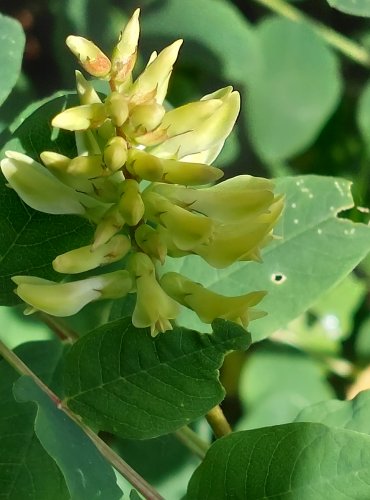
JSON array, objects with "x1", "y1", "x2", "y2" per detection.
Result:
[{"x1": 0, "y1": 2, "x2": 369, "y2": 499}]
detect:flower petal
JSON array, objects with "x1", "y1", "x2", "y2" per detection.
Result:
[{"x1": 1, "y1": 151, "x2": 85, "y2": 215}]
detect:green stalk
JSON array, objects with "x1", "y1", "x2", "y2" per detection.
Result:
[
  {"x1": 254, "y1": 0, "x2": 370, "y2": 67},
  {"x1": 174, "y1": 426, "x2": 210, "y2": 459}
]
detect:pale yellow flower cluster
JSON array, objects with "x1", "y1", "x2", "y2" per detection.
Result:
[{"x1": 0, "y1": 9, "x2": 283, "y2": 335}]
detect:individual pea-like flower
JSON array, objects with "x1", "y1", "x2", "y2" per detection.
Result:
[
  {"x1": 0, "y1": 8, "x2": 284, "y2": 335},
  {"x1": 128, "y1": 253, "x2": 180, "y2": 336},
  {"x1": 160, "y1": 272, "x2": 266, "y2": 328},
  {"x1": 12, "y1": 271, "x2": 132, "y2": 317}
]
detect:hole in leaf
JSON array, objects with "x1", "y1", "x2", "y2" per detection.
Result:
[{"x1": 271, "y1": 273, "x2": 286, "y2": 284}]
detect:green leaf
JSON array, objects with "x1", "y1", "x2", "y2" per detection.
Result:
[
  {"x1": 0, "y1": 14, "x2": 25, "y2": 107},
  {"x1": 187, "y1": 422, "x2": 370, "y2": 499},
  {"x1": 0, "y1": 341, "x2": 69, "y2": 500},
  {"x1": 163, "y1": 175, "x2": 370, "y2": 342},
  {"x1": 327, "y1": 0, "x2": 370, "y2": 16},
  {"x1": 141, "y1": 0, "x2": 260, "y2": 86},
  {"x1": 13, "y1": 376, "x2": 123, "y2": 500},
  {"x1": 0, "y1": 93, "x2": 94, "y2": 306},
  {"x1": 247, "y1": 17, "x2": 342, "y2": 162},
  {"x1": 64, "y1": 318, "x2": 250, "y2": 439},
  {"x1": 237, "y1": 344, "x2": 334, "y2": 430},
  {"x1": 296, "y1": 389, "x2": 370, "y2": 434}
]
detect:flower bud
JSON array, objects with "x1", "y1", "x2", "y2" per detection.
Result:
[
  {"x1": 53, "y1": 235, "x2": 131, "y2": 273},
  {"x1": 129, "y1": 39, "x2": 183, "y2": 104},
  {"x1": 75, "y1": 70, "x2": 102, "y2": 105},
  {"x1": 129, "y1": 103, "x2": 165, "y2": 133},
  {"x1": 135, "y1": 224, "x2": 167, "y2": 264},
  {"x1": 161, "y1": 272, "x2": 266, "y2": 328},
  {"x1": 1, "y1": 151, "x2": 85, "y2": 215},
  {"x1": 105, "y1": 92, "x2": 129, "y2": 127},
  {"x1": 103, "y1": 136, "x2": 128, "y2": 172},
  {"x1": 67, "y1": 155, "x2": 105, "y2": 178},
  {"x1": 40, "y1": 151, "x2": 71, "y2": 171},
  {"x1": 111, "y1": 8, "x2": 140, "y2": 84},
  {"x1": 52, "y1": 103, "x2": 107, "y2": 131},
  {"x1": 66, "y1": 35, "x2": 111, "y2": 78},
  {"x1": 126, "y1": 149, "x2": 164, "y2": 181},
  {"x1": 127, "y1": 149, "x2": 222, "y2": 185},
  {"x1": 128, "y1": 253, "x2": 179, "y2": 335},
  {"x1": 12, "y1": 270, "x2": 132, "y2": 317},
  {"x1": 118, "y1": 179, "x2": 145, "y2": 226},
  {"x1": 93, "y1": 205, "x2": 125, "y2": 249}
]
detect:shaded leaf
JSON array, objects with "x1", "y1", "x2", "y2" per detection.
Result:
[
  {"x1": 357, "y1": 79, "x2": 370, "y2": 147},
  {"x1": 0, "y1": 14, "x2": 25, "y2": 106},
  {"x1": 14, "y1": 376, "x2": 122, "y2": 500},
  {"x1": 162, "y1": 175, "x2": 370, "y2": 342},
  {"x1": 247, "y1": 17, "x2": 342, "y2": 161},
  {"x1": 187, "y1": 422, "x2": 370, "y2": 499},
  {"x1": 328, "y1": 0, "x2": 370, "y2": 16},
  {"x1": 0, "y1": 93, "x2": 94, "y2": 306},
  {"x1": 296, "y1": 389, "x2": 370, "y2": 435},
  {"x1": 64, "y1": 318, "x2": 250, "y2": 439},
  {"x1": 141, "y1": 0, "x2": 260, "y2": 86},
  {"x1": 0, "y1": 341, "x2": 69, "y2": 500},
  {"x1": 237, "y1": 344, "x2": 334, "y2": 430}
]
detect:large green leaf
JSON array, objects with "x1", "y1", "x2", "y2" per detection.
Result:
[
  {"x1": 187, "y1": 422, "x2": 370, "y2": 499},
  {"x1": 0, "y1": 341, "x2": 69, "y2": 500},
  {"x1": 0, "y1": 93, "x2": 94, "y2": 306},
  {"x1": 64, "y1": 318, "x2": 250, "y2": 439},
  {"x1": 162, "y1": 175, "x2": 370, "y2": 342},
  {"x1": 0, "y1": 14, "x2": 25, "y2": 107},
  {"x1": 327, "y1": 0, "x2": 370, "y2": 16},
  {"x1": 247, "y1": 17, "x2": 342, "y2": 162},
  {"x1": 296, "y1": 389, "x2": 370, "y2": 434},
  {"x1": 237, "y1": 344, "x2": 334, "y2": 430},
  {"x1": 14, "y1": 376, "x2": 123, "y2": 500}
]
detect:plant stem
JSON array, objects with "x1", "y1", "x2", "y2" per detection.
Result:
[
  {"x1": 38, "y1": 312, "x2": 79, "y2": 343},
  {"x1": 0, "y1": 339, "x2": 164, "y2": 500},
  {"x1": 174, "y1": 426, "x2": 210, "y2": 459},
  {"x1": 206, "y1": 405, "x2": 232, "y2": 439},
  {"x1": 254, "y1": 0, "x2": 370, "y2": 68}
]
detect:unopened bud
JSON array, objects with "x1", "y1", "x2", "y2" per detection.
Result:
[
  {"x1": 129, "y1": 102, "x2": 165, "y2": 133},
  {"x1": 126, "y1": 149, "x2": 163, "y2": 181},
  {"x1": 66, "y1": 35, "x2": 111, "y2": 78},
  {"x1": 53, "y1": 235, "x2": 131, "y2": 273},
  {"x1": 118, "y1": 179, "x2": 144, "y2": 226},
  {"x1": 111, "y1": 8, "x2": 140, "y2": 84},
  {"x1": 135, "y1": 224, "x2": 167, "y2": 263},
  {"x1": 93, "y1": 206, "x2": 125, "y2": 249},
  {"x1": 52, "y1": 103, "x2": 107, "y2": 131},
  {"x1": 105, "y1": 92, "x2": 129, "y2": 127},
  {"x1": 103, "y1": 136, "x2": 128, "y2": 172}
]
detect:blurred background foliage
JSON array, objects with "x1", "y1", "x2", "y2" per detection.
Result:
[{"x1": 0, "y1": 1, "x2": 369, "y2": 497}]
